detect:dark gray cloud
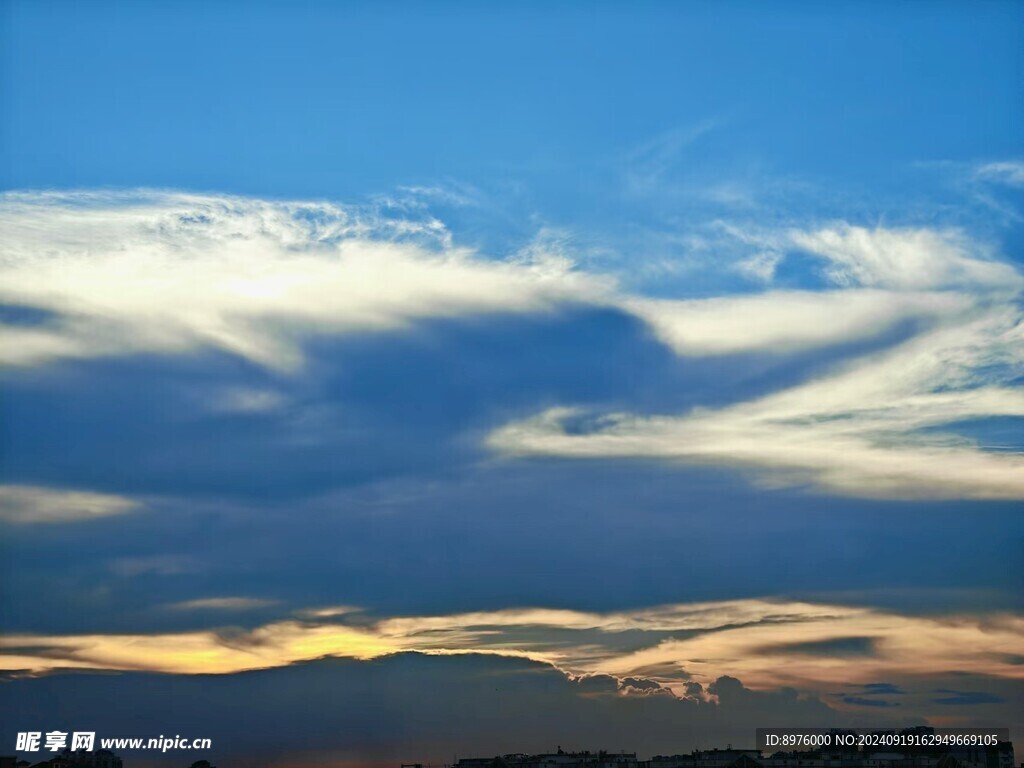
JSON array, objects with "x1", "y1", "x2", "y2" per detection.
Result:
[
  {"x1": 832, "y1": 682, "x2": 906, "y2": 708},
  {"x1": 859, "y1": 683, "x2": 906, "y2": 695},
  {"x1": 573, "y1": 673, "x2": 621, "y2": 694},
  {"x1": 621, "y1": 677, "x2": 665, "y2": 691},
  {"x1": 0, "y1": 653, "x2": 858, "y2": 767},
  {"x1": 757, "y1": 636, "x2": 877, "y2": 658},
  {"x1": 931, "y1": 689, "x2": 1005, "y2": 706},
  {"x1": 2, "y1": 458, "x2": 1020, "y2": 639},
  {"x1": 839, "y1": 696, "x2": 901, "y2": 708},
  {"x1": 684, "y1": 682, "x2": 705, "y2": 699},
  {"x1": 2, "y1": 304, "x2": 1021, "y2": 640}
]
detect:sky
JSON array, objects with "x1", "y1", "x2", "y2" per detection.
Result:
[{"x1": 1, "y1": 1, "x2": 1023, "y2": 765}]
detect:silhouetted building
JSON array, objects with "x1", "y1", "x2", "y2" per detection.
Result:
[
  {"x1": 445, "y1": 735, "x2": 1014, "y2": 768},
  {"x1": 26, "y1": 749, "x2": 121, "y2": 768},
  {"x1": 455, "y1": 749, "x2": 637, "y2": 768}
]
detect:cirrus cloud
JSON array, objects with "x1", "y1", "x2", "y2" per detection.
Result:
[
  {"x1": 3, "y1": 191, "x2": 1021, "y2": 501},
  {"x1": 0, "y1": 190, "x2": 610, "y2": 371},
  {"x1": 490, "y1": 226, "x2": 1024, "y2": 500}
]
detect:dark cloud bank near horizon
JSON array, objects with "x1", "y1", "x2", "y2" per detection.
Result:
[{"x1": 1, "y1": 652, "x2": 867, "y2": 766}]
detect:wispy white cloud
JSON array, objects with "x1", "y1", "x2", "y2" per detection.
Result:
[
  {"x1": 790, "y1": 224, "x2": 1019, "y2": 291},
  {"x1": 974, "y1": 160, "x2": 1024, "y2": 188},
  {"x1": 488, "y1": 359, "x2": 1024, "y2": 500},
  {"x1": 206, "y1": 387, "x2": 286, "y2": 414},
  {"x1": 0, "y1": 484, "x2": 140, "y2": 524},
  {"x1": 622, "y1": 120, "x2": 723, "y2": 197},
  {"x1": 625, "y1": 289, "x2": 969, "y2": 356},
  {"x1": 491, "y1": 226, "x2": 1024, "y2": 500},
  {"x1": 0, "y1": 190, "x2": 611, "y2": 370},
  {"x1": 165, "y1": 597, "x2": 279, "y2": 611}
]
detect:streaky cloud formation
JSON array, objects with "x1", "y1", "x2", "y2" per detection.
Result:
[
  {"x1": 492, "y1": 225, "x2": 1024, "y2": 500},
  {"x1": 2, "y1": 192, "x2": 1007, "y2": 370},
  {"x1": 165, "y1": 596, "x2": 280, "y2": 611},
  {"x1": 0, "y1": 484, "x2": 140, "y2": 524},
  {"x1": 789, "y1": 225, "x2": 1019, "y2": 290},
  {"x1": 2, "y1": 191, "x2": 1022, "y2": 500},
  {"x1": 2, "y1": 598, "x2": 1021, "y2": 699},
  {"x1": 625, "y1": 290, "x2": 970, "y2": 356},
  {"x1": 974, "y1": 160, "x2": 1024, "y2": 188},
  {"x1": 0, "y1": 190, "x2": 610, "y2": 370}
]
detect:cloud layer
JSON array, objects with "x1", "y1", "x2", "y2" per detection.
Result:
[
  {"x1": 0, "y1": 653, "x2": 851, "y2": 768},
  {"x1": 2, "y1": 190, "x2": 1022, "y2": 500},
  {"x1": 4, "y1": 597, "x2": 1021, "y2": 756},
  {"x1": 3, "y1": 598, "x2": 1021, "y2": 694}
]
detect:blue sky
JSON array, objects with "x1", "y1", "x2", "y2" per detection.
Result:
[{"x1": 1, "y1": 2, "x2": 1023, "y2": 765}]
